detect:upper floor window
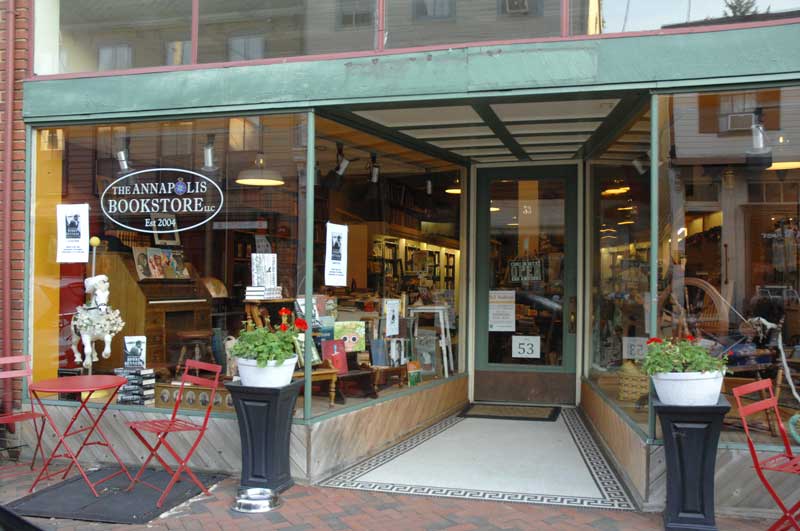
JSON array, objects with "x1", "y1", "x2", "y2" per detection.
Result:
[
  {"x1": 338, "y1": 0, "x2": 374, "y2": 28},
  {"x1": 228, "y1": 35, "x2": 266, "y2": 62},
  {"x1": 499, "y1": 0, "x2": 544, "y2": 17},
  {"x1": 98, "y1": 44, "x2": 132, "y2": 71},
  {"x1": 413, "y1": 0, "x2": 455, "y2": 20},
  {"x1": 166, "y1": 40, "x2": 192, "y2": 66}
]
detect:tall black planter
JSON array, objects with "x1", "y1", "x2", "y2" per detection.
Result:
[
  {"x1": 654, "y1": 396, "x2": 730, "y2": 531},
  {"x1": 226, "y1": 379, "x2": 303, "y2": 511}
]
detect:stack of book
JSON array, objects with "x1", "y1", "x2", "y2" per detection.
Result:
[
  {"x1": 245, "y1": 286, "x2": 283, "y2": 300},
  {"x1": 114, "y1": 367, "x2": 156, "y2": 406}
]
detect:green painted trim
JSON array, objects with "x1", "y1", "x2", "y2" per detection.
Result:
[
  {"x1": 303, "y1": 111, "x2": 315, "y2": 421},
  {"x1": 26, "y1": 397, "x2": 238, "y2": 420},
  {"x1": 582, "y1": 378, "x2": 649, "y2": 441},
  {"x1": 647, "y1": 437, "x2": 799, "y2": 454},
  {"x1": 578, "y1": 95, "x2": 649, "y2": 160},
  {"x1": 317, "y1": 109, "x2": 469, "y2": 167},
  {"x1": 22, "y1": 25, "x2": 800, "y2": 124},
  {"x1": 648, "y1": 94, "x2": 659, "y2": 440},
  {"x1": 290, "y1": 373, "x2": 468, "y2": 425},
  {"x1": 474, "y1": 165, "x2": 579, "y2": 379},
  {"x1": 471, "y1": 104, "x2": 529, "y2": 161}
]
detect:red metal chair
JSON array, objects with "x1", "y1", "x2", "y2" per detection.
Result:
[
  {"x1": 733, "y1": 379, "x2": 800, "y2": 530},
  {"x1": 0, "y1": 355, "x2": 46, "y2": 478},
  {"x1": 127, "y1": 359, "x2": 221, "y2": 507}
]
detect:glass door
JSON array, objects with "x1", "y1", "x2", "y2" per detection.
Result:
[{"x1": 474, "y1": 166, "x2": 578, "y2": 404}]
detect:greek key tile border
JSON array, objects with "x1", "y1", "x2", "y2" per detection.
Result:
[{"x1": 320, "y1": 410, "x2": 635, "y2": 511}]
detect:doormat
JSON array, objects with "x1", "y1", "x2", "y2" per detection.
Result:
[
  {"x1": 459, "y1": 404, "x2": 561, "y2": 422},
  {"x1": 7, "y1": 467, "x2": 224, "y2": 525}
]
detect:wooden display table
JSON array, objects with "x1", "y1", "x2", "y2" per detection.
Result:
[
  {"x1": 293, "y1": 367, "x2": 337, "y2": 407},
  {"x1": 373, "y1": 365, "x2": 408, "y2": 389}
]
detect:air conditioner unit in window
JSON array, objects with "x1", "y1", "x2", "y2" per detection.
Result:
[
  {"x1": 505, "y1": 0, "x2": 529, "y2": 14},
  {"x1": 727, "y1": 113, "x2": 755, "y2": 131}
]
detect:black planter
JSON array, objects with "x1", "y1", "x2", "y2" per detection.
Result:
[
  {"x1": 226, "y1": 379, "x2": 303, "y2": 495},
  {"x1": 654, "y1": 396, "x2": 730, "y2": 531}
]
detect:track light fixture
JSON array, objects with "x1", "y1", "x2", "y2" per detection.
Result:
[
  {"x1": 370, "y1": 153, "x2": 380, "y2": 183},
  {"x1": 116, "y1": 136, "x2": 133, "y2": 174},
  {"x1": 201, "y1": 133, "x2": 218, "y2": 173}
]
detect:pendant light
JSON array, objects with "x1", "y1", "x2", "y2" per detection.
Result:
[
  {"x1": 235, "y1": 121, "x2": 284, "y2": 186},
  {"x1": 445, "y1": 177, "x2": 461, "y2": 194}
]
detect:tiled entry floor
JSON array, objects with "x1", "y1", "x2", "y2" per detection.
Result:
[{"x1": 322, "y1": 408, "x2": 635, "y2": 511}]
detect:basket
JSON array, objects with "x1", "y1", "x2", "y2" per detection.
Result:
[{"x1": 618, "y1": 373, "x2": 649, "y2": 402}]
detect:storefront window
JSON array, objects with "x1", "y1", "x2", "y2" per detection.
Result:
[
  {"x1": 588, "y1": 114, "x2": 651, "y2": 434},
  {"x1": 659, "y1": 86, "x2": 800, "y2": 444},
  {"x1": 303, "y1": 117, "x2": 464, "y2": 417},
  {"x1": 570, "y1": 0, "x2": 800, "y2": 36},
  {"x1": 385, "y1": 0, "x2": 561, "y2": 49},
  {"x1": 31, "y1": 114, "x2": 308, "y2": 413},
  {"x1": 34, "y1": 0, "x2": 193, "y2": 75}
]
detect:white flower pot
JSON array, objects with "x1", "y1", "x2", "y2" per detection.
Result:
[
  {"x1": 652, "y1": 371, "x2": 724, "y2": 406},
  {"x1": 237, "y1": 356, "x2": 298, "y2": 388}
]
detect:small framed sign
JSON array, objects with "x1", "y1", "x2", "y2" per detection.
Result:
[
  {"x1": 622, "y1": 337, "x2": 649, "y2": 360},
  {"x1": 512, "y1": 335, "x2": 541, "y2": 359}
]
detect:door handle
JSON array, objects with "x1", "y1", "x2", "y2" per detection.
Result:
[{"x1": 568, "y1": 296, "x2": 577, "y2": 334}]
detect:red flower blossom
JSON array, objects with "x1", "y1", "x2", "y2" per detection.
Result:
[
  {"x1": 278, "y1": 307, "x2": 292, "y2": 316},
  {"x1": 646, "y1": 337, "x2": 663, "y2": 345},
  {"x1": 686, "y1": 335, "x2": 696, "y2": 342},
  {"x1": 279, "y1": 323, "x2": 288, "y2": 332},
  {"x1": 295, "y1": 318, "x2": 308, "y2": 332}
]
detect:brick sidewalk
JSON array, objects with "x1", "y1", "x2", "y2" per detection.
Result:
[{"x1": 0, "y1": 467, "x2": 773, "y2": 531}]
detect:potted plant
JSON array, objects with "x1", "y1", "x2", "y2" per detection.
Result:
[
  {"x1": 643, "y1": 335, "x2": 728, "y2": 406},
  {"x1": 231, "y1": 308, "x2": 307, "y2": 388}
]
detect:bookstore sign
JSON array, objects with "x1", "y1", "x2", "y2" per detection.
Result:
[{"x1": 100, "y1": 168, "x2": 224, "y2": 234}]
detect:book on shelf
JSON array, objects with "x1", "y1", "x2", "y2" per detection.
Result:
[{"x1": 114, "y1": 367, "x2": 155, "y2": 377}]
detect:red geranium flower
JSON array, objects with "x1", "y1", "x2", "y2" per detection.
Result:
[
  {"x1": 279, "y1": 323, "x2": 288, "y2": 331},
  {"x1": 646, "y1": 337, "x2": 663, "y2": 345},
  {"x1": 295, "y1": 318, "x2": 308, "y2": 332},
  {"x1": 686, "y1": 335, "x2": 696, "y2": 342},
  {"x1": 278, "y1": 307, "x2": 292, "y2": 316}
]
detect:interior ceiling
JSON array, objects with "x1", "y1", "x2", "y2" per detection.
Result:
[{"x1": 321, "y1": 94, "x2": 651, "y2": 168}]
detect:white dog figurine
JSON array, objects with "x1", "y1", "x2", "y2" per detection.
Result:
[{"x1": 70, "y1": 275, "x2": 125, "y2": 369}]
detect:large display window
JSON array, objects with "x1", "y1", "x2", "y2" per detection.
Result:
[
  {"x1": 30, "y1": 112, "x2": 465, "y2": 418},
  {"x1": 657, "y1": 87, "x2": 800, "y2": 444}
]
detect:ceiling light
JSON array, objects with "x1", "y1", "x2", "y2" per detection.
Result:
[
  {"x1": 490, "y1": 200, "x2": 499, "y2": 212},
  {"x1": 617, "y1": 206, "x2": 635, "y2": 211},
  {"x1": 601, "y1": 186, "x2": 630, "y2": 197},
  {"x1": 236, "y1": 152, "x2": 284, "y2": 186},
  {"x1": 767, "y1": 161, "x2": 800, "y2": 171},
  {"x1": 445, "y1": 178, "x2": 461, "y2": 194},
  {"x1": 201, "y1": 133, "x2": 218, "y2": 173},
  {"x1": 601, "y1": 235, "x2": 617, "y2": 240},
  {"x1": 600, "y1": 228, "x2": 617, "y2": 233},
  {"x1": 507, "y1": 222, "x2": 519, "y2": 227},
  {"x1": 370, "y1": 154, "x2": 380, "y2": 183},
  {"x1": 617, "y1": 219, "x2": 635, "y2": 225}
]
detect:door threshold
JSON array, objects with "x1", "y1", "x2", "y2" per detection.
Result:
[{"x1": 472, "y1": 400, "x2": 576, "y2": 408}]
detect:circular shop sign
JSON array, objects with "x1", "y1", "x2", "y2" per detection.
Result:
[{"x1": 100, "y1": 168, "x2": 224, "y2": 234}]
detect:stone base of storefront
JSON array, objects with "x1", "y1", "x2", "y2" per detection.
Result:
[
  {"x1": 17, "y1": 374, "x2": 468, "y2": 485},
  {"x1": 580, "y1": 379, "x2": 800, "y2": 519}
]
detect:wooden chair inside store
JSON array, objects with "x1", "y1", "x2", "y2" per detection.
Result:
[
  {"x1": 0, "y1": 356, "x2": 46, "y2": 478},
  {"x1": 733, "y1": 379, "x2": 800, "y2": 530},
  {"x1": 175, "y1": 330, "x2": 215, "y2": 373},
  {"x1": 127, "y1": 359, "x2": 222, "y2": 508},
  {"x1": 657, "y1": 277, "x2": 730, "y2": 339}
]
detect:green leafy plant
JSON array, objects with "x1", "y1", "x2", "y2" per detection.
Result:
[
  {"x1": 231, "y1": 308, "x2": 308, "y2": 368},
  {"x1": 642, "y1": 336, "x2": 728, "y2": 375}
]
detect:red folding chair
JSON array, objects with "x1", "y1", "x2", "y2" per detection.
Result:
[
  {"x1": 127, "y1": 359, "x2": 221, "y2": 507},
  {"x1": 0, "y1": 355, "x2": 46, "y2": 478},
  {"x1": 733, "y1": 379, "x2": 800, "y2": 531}
]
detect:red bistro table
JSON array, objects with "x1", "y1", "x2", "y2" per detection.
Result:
[{"x1": 29, "y1": 375, "x2": 132, "y2": 496}]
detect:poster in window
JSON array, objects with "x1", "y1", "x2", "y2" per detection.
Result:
[
  {"x1": 384, "y1": 299, "x2": 401, "y2": 337},
  {"x1": 325, "y1": 222, "x2": 348, "y2": 286},
  {"x1": 56, "y1": 203, "x2": 90, "y2": 263}
]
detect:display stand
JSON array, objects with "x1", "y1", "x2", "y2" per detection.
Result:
[
  {"x1": 226, "y1": 379, "x2": 303, "y2": 513},
  {"x1": 409, "y1": 305, "x2": 454, "y2": 377},
  {"x1": 654, "y1": 396, "x2": 730, "y2": 531}
]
